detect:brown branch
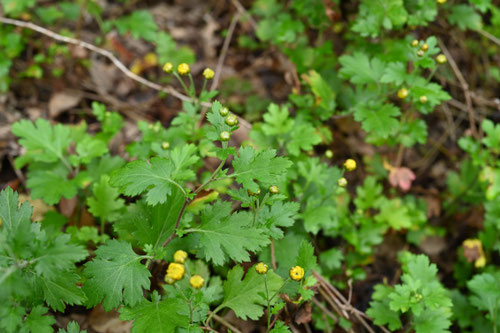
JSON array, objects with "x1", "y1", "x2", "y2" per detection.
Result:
[
  {"x1": 0, "y1": 16, "x2": 210, "y2": 108},
  {"x1": 209, "y1": 312, "x2": 243, "y2": 333},
  {"x1": 437, "y1": 38, "x2": 478, "y2": 139}
]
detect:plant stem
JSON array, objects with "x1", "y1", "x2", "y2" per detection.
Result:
[{"x1": 265, "y1": 275, "x2": 271, "y2": 333}]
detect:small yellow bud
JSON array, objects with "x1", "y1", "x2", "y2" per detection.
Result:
[
  {"x1": 410, "y1": 39, "x2": 419, "y2": 47},
  {"x1": 219, "y1": 107, "x2": 229, "y2": 117},
  {"x1": 164, "y1": 275, "x2": 176, "y2": 285},
  {"x1": 177, "y1": 63, "x2": 190, "y2": 75},
  {"x1": 419, "y1": 96, "x2": 428, "y2": 104},
  {"x1": 163, "y1": 62, "x2": 173, "y2": 73},
  {"x1": 289, "y1": 266, "x2": 305, "y2": 281},
  {"x1": 255, "y1": 262, "x2": 268, "y2": 274},
  {"x1": 437, "y1": 0, "x2": 446, "y2": 4},
  {"x1": 420, "y1": 43, "x2": 428, "y2": 51},
  {"x1": 130, "y1": 60, "x2": 143, "y2": 75},
  {"x1": 166, "y1": 263, "x2": 185, "y2": 281},
  {"x1": 344, "y1": 159, "x2": 357, "y2": 171},
  {"x1": 269, "y1": 185, "x2": 279, "y2": 194},
  {"x1": 436, "y1": 54, "x2": 447, "y2": 64},
  {"x1": 247, "y1": 188, "x2": 261, "y2": 196},
  {"x1": 338, "y1": 177, "x2": 347, "y2": 187},
  {"x1": 463, "y1": 239, "x2": 486, "y2": 268},
  {"x1": 190, "y1": 275, "x2": 205, "y2": 289},
  {"x1": 219, "y1": 131, "x2": 230, "y2": 141},
  {"x1": 173, "y1": 250, "x2": 188, "y2": 264},
  {"x1": 398, "y1": 88, "x2": 409, "y2": 99},
  {"x1": 203, "y1": 68, "x2": 215, "y2": 80},
  {"x1": 144, "y1": 52, "x2": 158, "y2": 66},
  {"x1": 162, "y1": 141, "x2": 170, "y2": 150},
  {"x1": 417, "y1": 50, "x2": 425, "y2": 57},
  {"x1": 225, "y1": 114, "x2": 238, "y2": 126}
]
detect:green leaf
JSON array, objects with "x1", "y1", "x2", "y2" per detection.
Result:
[
  {"x1": 339, "y1": 53, "x2": 385, "y2": 85},
  {"x1": 287, "y1": 123, "x2": 322, "y2": 156},
  {"x1": 120, "y1": 292, "x2": 190, "y2": 333},
  {"x1": 26, "y1": 163, "x2": 79, "y2": 205},
  {"x1": 406, "y1": 0, "x2": 438, "y2": 26},
  {"x1": 367, "y1": 285, "x2": 402, "y2": 330},
  {"x1": 270, "y1": 321, "x2": 291, "y2": 333},
  {"x1": 111, "y1": 156, "x2": 187, "y2": 205},
  {"x1": 449, "y1": 5, "x2": 482, "y2": 30},
  {"x1": 380, "y1": 62, "x2": 408, "y2": 86},
  {"x1": 23, "y1": 305, "x2": 55, "y2": 333},
  {"x1": 92, "y1": 102, "x2": 124, "y2": 143},
  {"x1": 83, "y1": 240, "x2": 151, "y2": 311},
  {"x1": 0, "y1": 0, "x2": 36, "y2": 16},
  {"x1": 57, "y1": 321, "x2": 87, "y2": 333},
  {"x1": 374, "y1": 198, "x2": 413, "y2": 230},
  {"x1": 0, "y1": 187, "x2": 32, "y2": 233},
  {"x1": 114, "y1": 188, "x2": 185, "y2": 248},
  {"x1": 220, "y1": 265, "x2": 283, "y2": 320},
  {"x1": 304, "y1": 70, "x2": 336, "y2": 117},
  {"x1": 87, "y1": 175, "x2": 125, "y2": 222},
  {"x1": 257, "y1": 201, "x2": 299, "y2": 239},
  {"x1": 295, "y1": 240, "x2": 317, "y2": 272},
  {"x1": 70, "y1": 135, "x2": 108, "y2": 166},
  {"x1": 12, "y1": 118, "x2": 72, "y2": 168},
  {"x1": 413, "y1": 308, "x2": 452, "y2": 333},
  {"x1": 114, "y1": 10, "x2": 158, "y2": 41},
  {"x1": 352, "y1": 0, "x2": 408, "y2": 37},
  {"x1": 354, "y1": 102, "x2": 401, "y2": 140},
  {"x1": 232, "y1": 146, "x2": 292, "y2": 193},
  {"x1": 261, "y1": 104, "x2": 294, "y2": 135},
  {"x1": 187, "y1": 201, "x2": 269, "y2": 266},
  {"x1": 38, "y1": 272, "x2": 87, "y2": 312},
  {"x1": 156, "y1": 31, "x2": 195, "y2": 66},
  {"x1": 468, "y1": 273, "x2": 500, "y2": 318}
]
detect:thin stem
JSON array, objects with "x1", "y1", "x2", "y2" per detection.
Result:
[
  {"x1": 265, "y1": 275, "x2": 271, "y2": 333},
  {"x1": 174, "y1": 72, "x2": 191, "y2": 97}
]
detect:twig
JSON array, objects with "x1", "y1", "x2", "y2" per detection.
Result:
[
  {"x1": 311, "y1": 297, "x2": 338, "y2": 322},
  {"x1": 229, "y1": 0, "x2": 258, "y2": 29},
  {"x1": 0, "y1": 16, "x2": 210, "y2": 108},
  {"x1": 437, "y1": 38, "x2": 478, "y2": 139},
  {"x1": 209, "y1": 312, "x2": 243, "y2": 333},
  {"x1": 198, "y1": 12, "x2": 240, "y2": 127},
  {"x1": 161, "y1": 200, "x2": 189, "y2": 247},
  {"x1": 211, "y1": 13, "x2": 240, "y2": 92},
  {"x1": 478, "y1": 29, "x2": 500, "y2": 47}
]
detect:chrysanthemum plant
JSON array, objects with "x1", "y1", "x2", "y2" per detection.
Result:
[{"x1": 1, "y1": 65, "x2": 317, "y2": 333}]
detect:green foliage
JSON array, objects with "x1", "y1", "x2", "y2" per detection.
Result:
[{"x1": 368, "y1": 253, "x2": 453, "y2": 332}]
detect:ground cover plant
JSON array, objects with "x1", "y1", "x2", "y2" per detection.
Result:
[{"x1": 0, "y1": 0, "x2": 500, "y2": 332}]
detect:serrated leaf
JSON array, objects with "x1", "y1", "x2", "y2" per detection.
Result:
[
  {"x1": 354, "y1": 102, "x2": 400, "y2": 140},
  {"x1": 220, "y1": 265, "x2": 283, "y2": 320},
  {"x1": 187, "y1": 201, "x2": 269, "y2": 266},
  {"x1": 114, "y1": 10, "x2": 158, "y2": 41},
  {"x1": 366, "y1": 300, "x2": 402, "y2": 331},
  {"x1": 295, "y1": 240, "x2": 317, "y2": 272},
  {"x1": 380, "y1": 62, "x2": 408, "y2": 86},
  {"x1": 83, "y1": 240, "x2": 151, "y2": 310},
  {"x1": 120, "y1": 292, "x2": 190, "y2": 333},
  {"x1": 111, "y1": 157, "x2": 187, "y2": 205},
  {"x1": 352, "y1": 0, "x2": 407, "y2": 37},
  {"x1": 87, "y1": 175, "x2": 125, "y2": 222},
  {"x1": 449, "y1": 4, "x2": 482, "y2": 31},
  {"x1": 23, "y1": 305, "x2": 55, "y2": 333},
  {"x1": 257, "y1": 201, "x2": 299, "y2": 239},
  {"x1": 0, "y1": 187, "x2": 32, "y2": 233},
  {"x1": 232, "y1": 146, "x2": 292, "y2": 193},
  {"x1": 114, "y1": 188, "x2": 185, "y2": 248},
  {"x1": 26, "y1": 163, "x2": 79, "y2": 205},
  {"x1": 468, "y1": 272, "x2": 500, "y2": 316},
  {"x1": 339, "y1": 53, "x2": 385, "y2": 85},
  {"x1": 57, "y1": 321, "x2": 87, "y2": 333},
  {"x1": 38, "y1": 272, "x2": 87, "y2": 312},
  {"x1": 12, "y1": 118, "x2": 72, "y2": 168}
]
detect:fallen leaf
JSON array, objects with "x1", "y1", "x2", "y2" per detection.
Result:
[
  {"x1": 389, "y1": 167, "x2": 416, "y2": 191},
  {"x1": 49, "y1": 90, "x2": 82, "y2": 118}
]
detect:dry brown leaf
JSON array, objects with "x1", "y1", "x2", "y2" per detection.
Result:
[
  {"x1": 389, "y1": 167, "x2": 416, "y2": 191},
  {"x1": 48, "y1": 90, "x2": 82, "y2": 118}
]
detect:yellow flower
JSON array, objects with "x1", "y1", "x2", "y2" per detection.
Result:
[
  {"x1": 255, "y1": 262, "x2": 268, "y2": 274},
  {"x1": 437, "y1": 0, "x2": 446, "y2": 3},
  {"x1": 344, "y1": 159, "x2": 357, "y2": 171},
  {"x1": 269, "y1": 185, "x2": 279, "y2": 194},
  {"x1": 162, "y1": 141, "x2": 170, "y2": 150},
  {"x1": 289, "y1": 266, "x2": 305, "y2": 281},
  {"x1": 203, "y1": 68, "x2": 215, "y2": 80},
  {"x1": 190, "y1": 275, "x2": 205, "y2": 289},
  {"x1": 219, "y1": 131, "x2": 230, "y2": 141},
  {"x1": 173, "y1": 250, "x2": 188, "y2": 264},
  {"x1": 167, "y1": 263, "x2": 185, "y2": 281},
  {"x1": 436, "y1": 54, "x2": 447, "y2": 64},
  {"x1": 410, "y1": 39, "x2": 419, "y2": 47},
  {"x1": 130, "y1": 59, "x2": 143, "y2": 75},
  {"x1": 398, "y1": 88, "x2": 409, "y2": 99},
  {"x1": 419, "y1": 96, "x2": 428, "y2": 104},
  {"x1": 417, "y1": 50, "x2": 425, "y2": 57},
  {"x1": 177, "y1": 63, "x2": 190, "y2": 75},
  {"x1": 463, "y1": 239, "x2": 486, "y2": 268},
  {"x1": 420, "y1": 43, "x2": 428, "y2": 52},
  {"x1": 163, "y1": 62, "x2": 173, "y2": 73},
  {"x1": 325, "y1": 150, "x2": 333, "y2": 159},
  {"x1": 338, "y1": 177, "x2": 347, "y2": 187}
]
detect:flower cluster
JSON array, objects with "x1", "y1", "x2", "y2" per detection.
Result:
[{"x1": 164, "y1": 250, "x2": 205, "y2": 289}]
